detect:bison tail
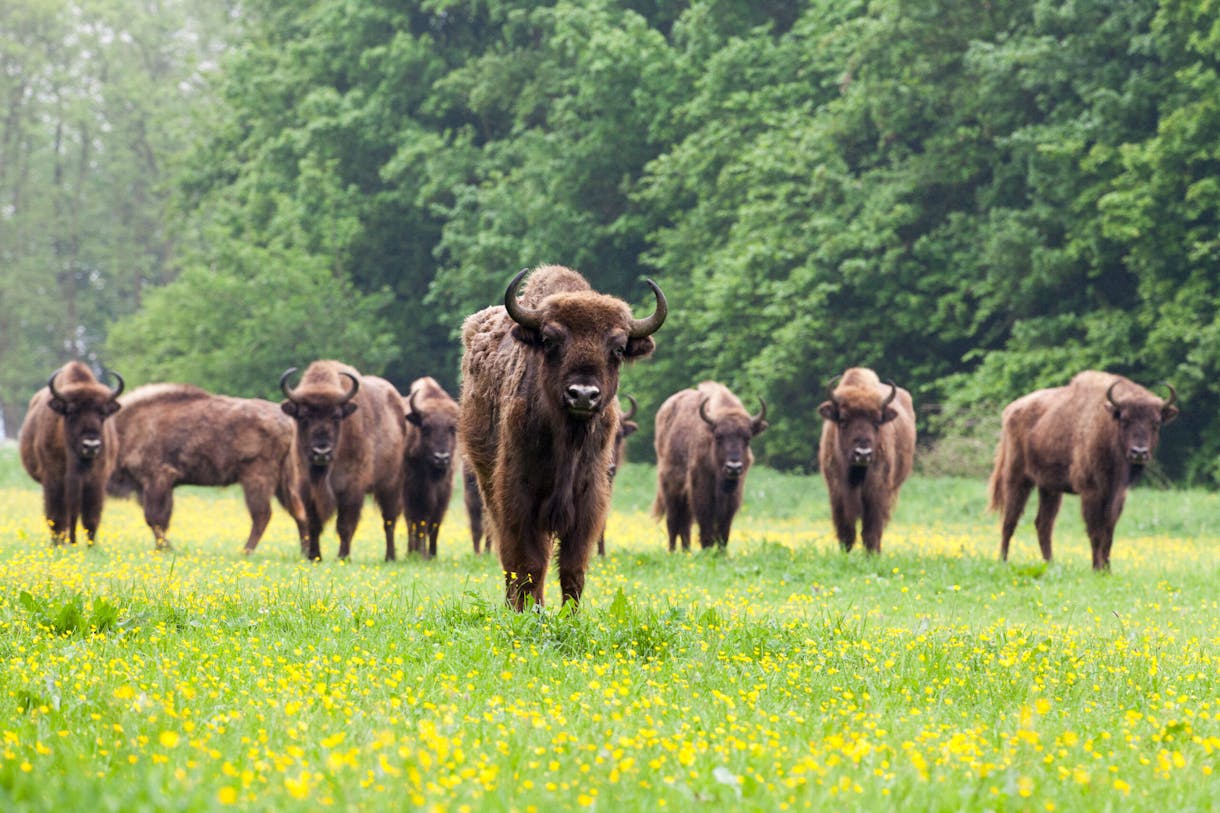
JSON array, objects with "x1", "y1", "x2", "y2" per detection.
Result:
[
  {"x1": 986, "y1": 441, "x2": 1006, "y2": 514},
  {"x1": 650, "y1": 492, "x2": 665, "y2": 521}
]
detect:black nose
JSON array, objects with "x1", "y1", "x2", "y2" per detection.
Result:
[
  {"x1": 1129, "y1": 446, "x2": 1150, "y2": 463},
  {"x1": 432, "y1": 451, "x2": 451, "y2": 466},
  {"x1": 310, "y1": 445, "x2": 334, "y2": 465},
  {"x1": 851, "y1": 445, "x2": 873, "y2": 465},
  {"x1": 80, "y1": 438, "x2": 102, "y2": 458},
  {"x1": 565, "y1": 384, "x2": 601, "y2": 412},
  {"x1": 724, "y1": 460, "x2": 744, "y2": 477}
]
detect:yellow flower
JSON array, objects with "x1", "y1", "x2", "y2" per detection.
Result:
[
  {"x1": 217, "y1": 787, "x2": 238, "y2": 805},
  {"x1": 159, "y1": 731, "x2": 180, "y2": 748}
]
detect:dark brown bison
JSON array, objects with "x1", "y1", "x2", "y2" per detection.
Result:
[
  {"x1": 989, "y1": 371, "x2": 1179, "y2": 570},
  {"x1": 596, "y1": 394, "x2": 639, "y2": 557},
  {"x1": 817, "y1": 368, "x2": 916, "y2": 554},
  {"x1": 652, "y1": 381, "x2": 768, "y2": 551},
  {"x1": 18, "y1": 362, "x2": 123, "y2": 546},
  {"x1": 107, "y1": 383, "x2": 308, "y2": 554},
  {"x1": 460, "y1": 265, "x2": 666, "y2": 609},
  {"x1": 401, "y1": 376, "x2": 460, "y2": 558},
  {"x1": 279, "y1": 360, "x2": 406, "y2": 561}
]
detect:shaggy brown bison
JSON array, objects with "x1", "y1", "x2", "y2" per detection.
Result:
[
  {"x1": 597, "y1": 394, "x2": 639, "y2": 557},
  {"x1": 18, "y1": 362, "x2": 123, "y2": 546},
  {"x1": 652, "y1": 381, "x2": 768, "y2": 551},
  {"x1": 401, "y1": 376, "x2": 460, "y2": 558},
  {"x1": 460, "y1": 265, "x2": 666, "y2": 609},
  {"x1": 817, "y1": 368, "x2": 916, "y2": 554},
  {"x1": 279, "y1": 360, "x2": 405, "y2": 561},
  {"x1": 107, "y1": 383, "x2": 308, "y2": 554},
  {"x1": 989, "y1": 371, "x2": 1179, "y2": 571}
]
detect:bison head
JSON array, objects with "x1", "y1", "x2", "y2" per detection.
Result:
[
  {"x1": 1107, "y1": 381, "x2": 1178, "y2": 466},
  {"x1": 609, "y1": 395, "x2": 639, "y2": 479},
  {"x1": 819, "y1": 380, "x2": 899, "y2": 468},
  {"x1": 505, "y1": 269, "x2": 665, "y2": 421},
  {"x1": 280, "y1": 367, "x2": 359, "y2": 469},
  {"x1": 406, "y1": 388, "x2": 458, "y2": 473},
  {"x1": 47, "y1": 367, "x2": 123, "y2": 461},
  {"x1": 700, "y1": 397, "x2": 767, "y2": 482}
]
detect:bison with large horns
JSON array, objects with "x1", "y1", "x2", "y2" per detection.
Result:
[
  {"x1": 107, "y1": 383, "x2": 308, "y2": 554},
  {"x1": 279, "y1": 360, "x2": 406, "y2": 561},
  {"x1": 459, "y1": 265, "x2": 666, "y2": 609},
  {"x1": 652, "y1": 381, "x2": 768, "y2": 551},
  {"x1": 401, "y1": 376, "x2": 460, "y2": 558},
  {"x1": 989, "y1": 371, "x2": 1179, "y2": 570},
  {"x1": 817, "y1": 368, "x2": 916, "y2": 554},
  {"x1": 19, "y1": 362, "x2": 124, "y2": 547}
]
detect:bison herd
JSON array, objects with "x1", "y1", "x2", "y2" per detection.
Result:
[{"x1": 18, "y1": 266, "x2": 1181, "y2": 609}]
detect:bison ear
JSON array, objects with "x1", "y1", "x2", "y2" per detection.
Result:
[
  {"x1": 102, "y1": 401, "x2": 121, "y2": 417},
  {"x1": 1162, "y1": 403, "x2": 1180, "y2": 425},
  {"x1": 880, "y1": 407, "x2": 898, "y2": 424},
  {"x1": 511, "y1": 323, "x2": 545, "y2": 348},
  {"x1": 281, "y1": 401, "x2": 299, "y2": 418},
  {"x1": 621, "y1": 420, "x2": 639, "y2": 438},
  {"x1": 48, "y1": 397, "x2": 69, "y2": 415},
  {"x1": 817, "y1": 401, "x2": 838, "y2": 422},
  {"x1": 405, "y1": 409, "x2": 423, "y2": 427},
  {"x1": 751, "y1": 417, "x2": 769, "y2": 436},
  {"x1": 625, "y1": 336, "x2": 655, "y2": 359},
  {"x1": 340, "y1": 402, "x2": 359, "y2": 419}
]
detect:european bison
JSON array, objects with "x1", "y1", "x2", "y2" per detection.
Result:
[
  {"x1": 279, "y1": 360, "x2": 406, "y2": 561},
  {"x1": 460, "y1": 265, "x2": 666, "y2": 609},
  {"x1": 989, "y1": 371, "x2": 1179, "y2": 570},
  {"x1": 401, "y1": 376, "x2": 460, "y2": 558},
  {"x1": 817, "y1": 368, "x2": 916, "y2": 554},
  {"x1": 597, "y1": 394, "x2": 639, "y2": 557},
  {"x1": 18, "y1": 362, "x2": 123, "y2": 546},
  {"x1": 652, "y1": 381, "x2": 768, "y2": 551},
  {"x1": 107, "y1": 383, "x2": 308, "y2": 554}
]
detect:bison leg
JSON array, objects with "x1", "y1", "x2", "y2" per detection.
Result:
[
  {"x1": 557, "y1": 537, "x2": 595, "y2": 610},
  {"x1": 80, "y1": 478, "x2": 107, "y2": 547},
  {"x1": 142, "y1": 481, "x2": 175, "y2": 551},
  {"x1": 240, "y1": 477, "x2": 275, "y2": 554},
  {"x1": 830, "y1": 496, "x2": 858, "y2": 553},
  {"x1": 663, "y1": 496, "x2": 692, "y2": 553},
  {"x1": 1033, "y1": 487, "x2": 1062, "y2": 562},
  {"x1": 42, "y1": 482, "x2": 69, "y2": 545},
  {"x1": 374, "y1": 487, "x2": 401, "y2": 562},
  {"x1": 303, "y1": 499, "x2": 326, "y2": 560},
  {"x1": 334, "y1": 496, "x2": 365, "y2": 560},
  {"x1": 597, "y1": 530, "x2": 606, "y2": 557},
  {"x1": 860, "y1": 496, "x2": 888, "y2": 555},
  {"x1": 1080, "y1": 493, "x2": 1112, "y2": 572},
  {"x1": 999, "y1": 478, "x2": 1033, "y2": 562},
  {"x1": 428, "y1": 523, "x2": 440, "y2": 559}
]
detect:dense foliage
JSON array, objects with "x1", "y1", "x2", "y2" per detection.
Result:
[{"x1": 4, "y1": 0, "x2": 1219, "y2": 482}]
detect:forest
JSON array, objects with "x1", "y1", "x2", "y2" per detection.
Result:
[{"x1": 2, "y1": 0, "x2": 1218, "y2": 482}]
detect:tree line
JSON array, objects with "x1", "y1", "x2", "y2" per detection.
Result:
[{"x1": 3, "y1": 0, "x2": 1217, "y2": 483}]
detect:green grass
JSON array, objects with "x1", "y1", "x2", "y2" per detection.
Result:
[{"x1": 0, "y1": 453, "x2": 1217, "y2": 811}]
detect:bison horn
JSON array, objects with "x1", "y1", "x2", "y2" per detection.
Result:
[
  {"x1": 1106, "y1": 380, "x2": 1123, "y2": 409},
  {"x1": 503, "y1": 268, "x2": 542, "y2": 330},
  {"x1": 628, "y1": 279, "x2": 668, "y2": 339},
  {"x1": 881, "y1": 380, "x2": 898, "y2": 410},
  {"x1": 1163, "y1": 382, "x2": 1177, "y2": 409},
  {"x1": 621, "y1": 394, "x2": 638, "y2": 422},
  {"x1": 752, "y1": 397, "x2": 767, "y2": 425},
  {"x1": 407, "y1": 387, "x2": 420, "y2": 417},
  {"x1": 699, "y1": 397, "x2": 715, "y2": 426},
  {"x1": 825, "y1": 375, "x2": 841, "y2": 407},
  {"x1": 280, "y1": 368, "x2": 300, "y2": 403},
  {"x1": 106, "y1": 369, "x2": 124, "y2": 399},
  {"x1": 47, "y1": 367, "x2": 65, "y2": 401},
  {"x1": 338, "y1": 372, "x2": 360, "y2": 404}
]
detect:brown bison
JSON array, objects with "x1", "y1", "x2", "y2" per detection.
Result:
[
  {"x1": 460, "y1": 265, "x2": 666, "y2": 609},
  {"x1": 279, "y1": 360, "x2": 406, "y2": 561},
  {"x1": 401, "y1": 376, "x2": 460, "y2": 558},
  {"x1": 988, "y1": 371, "x2": 1179, "y2": 570},
  {"x1": 652, "y1": 381, "x2": 768, "y2": 551},
  {"x1": 817, "y1": 368, "x2": 916, "y2": 554},
  {"x1": 597, "y1": 394, "x2": 639, "y2": 557},
  {"x1": 18, "y1": 362, "x2": 124, "y2": 546},
  {"x1": 107, "y1": 383, "x2": 308, "y2": 554}
]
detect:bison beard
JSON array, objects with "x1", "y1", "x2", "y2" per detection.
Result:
[{"x1": 459, "y1": 265, "x2": 665, "y2": 610}]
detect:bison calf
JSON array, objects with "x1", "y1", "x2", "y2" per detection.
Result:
[
  {"x1": 402, "y1": 377, "x2": 460, "y2": 558},
  {"x1": 653, "y1": 381, "x2": 767, "y2": 551},
  {"x1": 19, "y1": 362, "x2": 123, "y2": 547},
  {"x1": 817, "y1": 368, "x2": 915, "y2": 554},
  {"x1": 107, "y1": 383, "x2": 308, "y2": 554},
  {"x1": 989, "y1": 371, "x2": 1178, "y2": 570}
]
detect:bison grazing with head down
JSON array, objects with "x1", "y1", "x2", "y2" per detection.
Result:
[
  {"x1": 19, "y1": 362, "x2": 124, "y2": 546},
  {"x1": 107, "y1": 383, "x2": 308, "y2": 554},
  {"x1": 460, "y1": 264, "x2": 666, "y2": 609},
  {"x1": 279, "y1": 360, "x2": 406, "y2": 561},
  {"x1": 652, "y1": 381, "x2": 768, "y2": 551},
  {"x1": 989, "y1": 371, "x2": 1179, "y2": 571},
  {"x1": 401, "y1": 376, "x2": 460, "y2": 558},
  {"x1": 817, "y1": 368, "x2": 916, "y2": 554}
]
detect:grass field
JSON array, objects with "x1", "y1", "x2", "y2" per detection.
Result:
[{"x1": 0, "y1": 441, "x2": 1217, "y2": 811}]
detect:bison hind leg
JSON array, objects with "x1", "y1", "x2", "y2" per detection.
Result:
[
  {"x1": 1033, "y1": 487, "x2": 1062, "y2": 562},
  {"x1": 999, "y1": 478, "x2": 1033, "y2": 562}
]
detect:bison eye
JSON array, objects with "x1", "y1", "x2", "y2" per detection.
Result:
[{"x1": 611, "y1": 346, "x2": 625, "y2": 361}]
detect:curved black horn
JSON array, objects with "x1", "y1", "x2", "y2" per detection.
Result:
[
  {"x1": 47, "y1": 367, "x2": 65, "y2": 401},
  {"x1": 825, "y1": 375, "x2": 842, "y2": 406},
  {"x1": 1106, "y1": 380, "x2": 1122, "y2": 409},
  {"x1": 628, "y1": 279, "x2": 668, "y2": 339},
  {"x1": 699, "y1": 397, "x2": 715, "y2": 426},
  {"x1": 106, "y1": 369, "x2": 124, "y2": 399},
  {"x1": 338, "y1": 372, "x2": 360, "y2": 404},
  {"x1": 1163, "y1": 382, "x2": 1177, "y2": 409},
  {"x1": 752, "y1": 397, "x2": 767, "y2": 425},
  {"x1": 881, "y1": 380, "x2": 898, "y2": 409},
  {"x1": 622, "y1": 394, "x2": 638, "y2": 422},
  {"x1": 503, "y1": 268, "x2": 542, "y2": 330},
  {"x1": 279, "y1": 368, "x2": 299, "y2": 402}
]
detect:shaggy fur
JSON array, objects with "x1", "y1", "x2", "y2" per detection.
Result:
[
  {"x1": 653, "y1": 381, "x2": 767, "y2": 551},
  {"x1": 108, "y1": 383, "x2": 307, "y2": 554},
  {"x1": 19, "y1": 362, "x2": 123, "y2": 547},
  {"x1": 817, "y1": 368, "x2": 916, "y2": 554},
  {"x1": 459, "y1": 265, "x2": 662, "y2": 609},
  {"x1": 402, "y1": 376, "x2": 460, "y2": 558},
  {"x1": 280, "y1": 360, "x2": 405, "y2": 561},
  {"x1": 988, "y1": 371, "x2": 1178, "y2": 570}
]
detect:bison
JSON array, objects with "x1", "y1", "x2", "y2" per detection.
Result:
[
  {"x1": 596, "y1": 394, "x2": 639, "y2": 557},
  {"x1": 988, "y1": 371, "x2": 1179, "y2": 571},
  {"x1": 459, "y1": 265, "x2": 666, "y2": 609},
  {"x1": 107, "y1": 383, "x2": 308, "y2": 554},
  {"x1": 817, "y1": 368, "x2": 916, "y2": 554},
  {"x1": 401, "y1": 376, "x2": 460, "y2": 558},
  {"x1": 279, "y1": 360, "x2": 406, "y2": 561},
  {"x1": 18, "y1": 362, "x2": 124, "y2": 547},
  {"x1": 652, "y1": 381, "x2": 768, "y2": 551}
]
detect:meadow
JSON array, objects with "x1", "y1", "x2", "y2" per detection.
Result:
[{"x1": 0, "y1": 442, "x2": 1217, "y2": 811}]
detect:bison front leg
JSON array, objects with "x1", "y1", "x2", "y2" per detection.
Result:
[
  {"x1": 42, "y1": 481, "x2": 69, "y2": 545},
  {"x1": 80, "y1": 477, "x2": 107, "y2": 547},
  {"x1": 830, "y1": 493, "x2": 859, "y2": 553},
  {"x1": 499, "y1": 526, "x2": 551, "y2": 611},
  {"x1": 860, "y1": 495, "x2": 888, "y2": 555},
  {"x1": 1033, "y1": 487, "x2": 1062, "y2": 562},
  {"x1": 334, "y1": 496, "x2": 365, "y2": 560},
  {"x1": 557, "y1": 536, "x2": 596, "y2": 610},
  {"x1": 1080, "y1": 493, "x2": 1112, "y2": 572},
  {"x1": 303, "y1": 499, "x2": 326, "y2": 560}
]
